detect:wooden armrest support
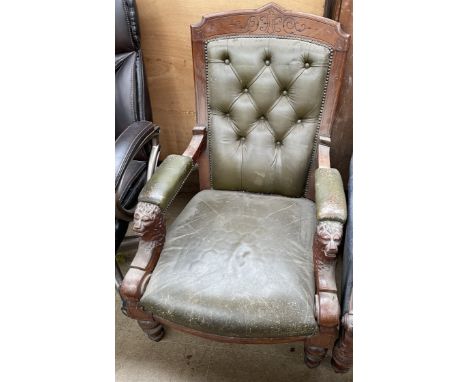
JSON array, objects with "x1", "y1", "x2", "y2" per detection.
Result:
[
  {"x1": 120, "y1": 127, "x2": 206, "y2": 319},
  {"x1": 183, "y1": 125, "x2": 207, "y2": 162},
  {"x1": 313, "y1": 136, "x2": 345, "y2": 328},
  {"x1": 313, "y1": 220, "x2": 343, "y2": 327},
  {"x1": 120, "y1": 203, "x2": 166, "y2": 319}
]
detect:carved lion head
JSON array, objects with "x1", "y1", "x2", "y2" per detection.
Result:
[
  {"x1": 316, "y1": 221, "x2": 343, "y2": 256},
  {"x1": 133, "y1": 202, "x2": 160, "y2": 237}
]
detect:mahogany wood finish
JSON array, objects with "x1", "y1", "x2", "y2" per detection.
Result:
[
  {"x1": 305, "y1": 345, "x2": 327, "y2": 368},
  {"x1": 151, "y1": 314, "x2": 310, "y2": 344},
  {"x1": 304, "y1": 326, "x2": 338, "y2": 368},
  {"x1": 138, "y1": 319, "x2": 165, "y2": 342},
  {"x1": 120, "y1": 202, "x2": 166, "y2": 324},
  {"x1": 182, "y1": 126, "x2": 207, "y2": 162},
  {"x1": 119, "y1": 3, "x2": 349, "y2": 370}
]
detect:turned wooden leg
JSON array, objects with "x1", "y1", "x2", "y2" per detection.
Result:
[
  {"x1": 138, "y1": 320, "x2": 165, "y2": 342},
  {"x1": 331, "y1": 312, "x2": 353, "y2": 373},
  {"x1": 304, "y1": 345, "x2": 327, "y2": 368}
]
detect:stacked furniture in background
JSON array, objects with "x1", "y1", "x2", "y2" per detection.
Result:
[{"x1": 115, "y1": 0, "x2": 160, "y2": 289}]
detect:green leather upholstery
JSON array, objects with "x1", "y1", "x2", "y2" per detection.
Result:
[
  {"x1": 141, "y1": 190, "x2": 318, "y2": 338},
  {"x1": 315, "y1": 168, "x2": 347, "y2": 223},
  {"x1": 207, "y1": 37, "x2": 331, "y2": 197},
  {"x1": 138, "y1": 155, "x2": 193, "y2": 210}
]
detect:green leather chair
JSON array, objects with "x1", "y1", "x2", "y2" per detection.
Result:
[{"x1": 120, "y1": 3, "x2": 350, "y2": 369}]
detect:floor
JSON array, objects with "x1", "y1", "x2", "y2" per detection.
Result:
[{"x1": 116, "y1": 185, "x2": 352, "y2": 381}]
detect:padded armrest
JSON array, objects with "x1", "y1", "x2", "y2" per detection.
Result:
[
  {"x1": 138, "y1": 155, "x2": 193, "y2": 210},
  {"x1": 115, "y1": 121, "x2": 159, "y2": 188},
  {"x1": 315, "y1": 168, "x2": 347, "y2": 223}
]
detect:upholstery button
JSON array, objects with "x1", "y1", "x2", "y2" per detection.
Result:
[
  {"x1": 304, "y1": 62, "x2": 310, "y2": 68},
  {"x1": 297, "y1": 119, "x2": 302, "y2": 124},
  {"x1": 240, "y1": 137, "x2": 246, "y2": 141},
  {"x1": 265, "y1": 60, "x2": 270, "y2": 66},
  {"x1": 282, "y1": 90, "x2": 288, "y2": 96},
  {"x1": 260, "y1": 116, "x2": 265, "y2": 120},
  {"x1": 226, "y1": 113, "x2": 230, "y2": 118},
  {"x1": 244, "y1": 88, "x2": 249, "y2": 93},
  {"x1": 276, "y1": 141, "x2": 281, "y2": 145},
  {"x1": 224, "y1": 59, "x2": 230, "y2": 65}
]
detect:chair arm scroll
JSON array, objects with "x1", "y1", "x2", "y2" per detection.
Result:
[{"x1": 313, "y1": 145, "x2": 347, "y2": 327}]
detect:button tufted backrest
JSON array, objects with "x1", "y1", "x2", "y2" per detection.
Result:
[{"x1": 207, "y1": 37, "x2": 331, "y2": 197}]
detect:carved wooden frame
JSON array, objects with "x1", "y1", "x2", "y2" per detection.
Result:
[{"x1": 119, "y1": 3, "x2": 349, "y2": 369}]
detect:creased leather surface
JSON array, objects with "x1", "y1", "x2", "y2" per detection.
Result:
[
  {"x1": 138, "y1": 155, "x2": 193, "y2": 210},
  {"x1": 207, "y1": 37, "x2": 331, "y2": 197},
  {"x1": 141, "y1": 190, "x2": 318, "y2": 338},
  {"x1": 315, "y1": 168, "x2": 347, "y2": 222}
]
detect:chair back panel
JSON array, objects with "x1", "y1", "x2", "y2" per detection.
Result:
[
  {"x1": 191, "y1": 3, "x2": 349, "y2": 198},
  {"x1": 208, "y1": 37, "x2": 331, "y2": 196}
]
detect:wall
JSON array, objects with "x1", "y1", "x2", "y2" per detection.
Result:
[{"x1": 137, "y1": 0, "x2": 326, "y2": 158}]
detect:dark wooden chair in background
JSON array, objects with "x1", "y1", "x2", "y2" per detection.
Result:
[{"x1": 120, "y1": 3, "x2": 350, "y2": 369}]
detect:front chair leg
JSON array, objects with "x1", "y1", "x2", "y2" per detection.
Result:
[
  {"x1": 119, "y1": 202, "x2": 168, "y2": 343},
  {"x1": 304, "y1": 345, "x2": 327, "y2": 368},
  {"x1": 138, "y1": 319, "x2": 165, "y2": 342}
]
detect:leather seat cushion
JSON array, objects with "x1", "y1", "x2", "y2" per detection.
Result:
[{"x1": 141, "y1": 190, "x2": 318, "y2": 338}]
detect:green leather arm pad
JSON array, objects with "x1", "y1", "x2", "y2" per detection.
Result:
[
  {"x1": 315, "y1": 168, "x2": 347, "y2": 223},
  {"x1": 138, "y1": 155, "x2": 193, "y2": 210}
]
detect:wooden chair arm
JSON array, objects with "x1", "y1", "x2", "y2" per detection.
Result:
[
  {"x1": 313, "y1": 137, "x2": 345, "y2": 328},
  {"x1": 119, "y1": 204, "x2": 166, "y2": 319},
  {"x1": 313, "y1": 220, "x2": 343, "y2": 327},
  {"x1": 183, "y1": 125, "x2": 207, "y2": 162},
  {"x1": 120, "y1": 126, "x2": 206, "y2": 319}
]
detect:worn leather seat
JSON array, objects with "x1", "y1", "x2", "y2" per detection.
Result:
[{"x1": 141, "y1": 189, "x2": 318, "y2": 338}]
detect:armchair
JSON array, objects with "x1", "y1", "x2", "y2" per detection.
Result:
[
  {"x1": 119, "y1": 3, "x2": 350, "y2": 368},
  {"x1": 115, "y1": 0, "x2": 160, "y2": 287}
]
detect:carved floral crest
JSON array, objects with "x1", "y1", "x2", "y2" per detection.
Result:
[{"x1": 230, "y1": 8, "x2": 311, "y2": 35}]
